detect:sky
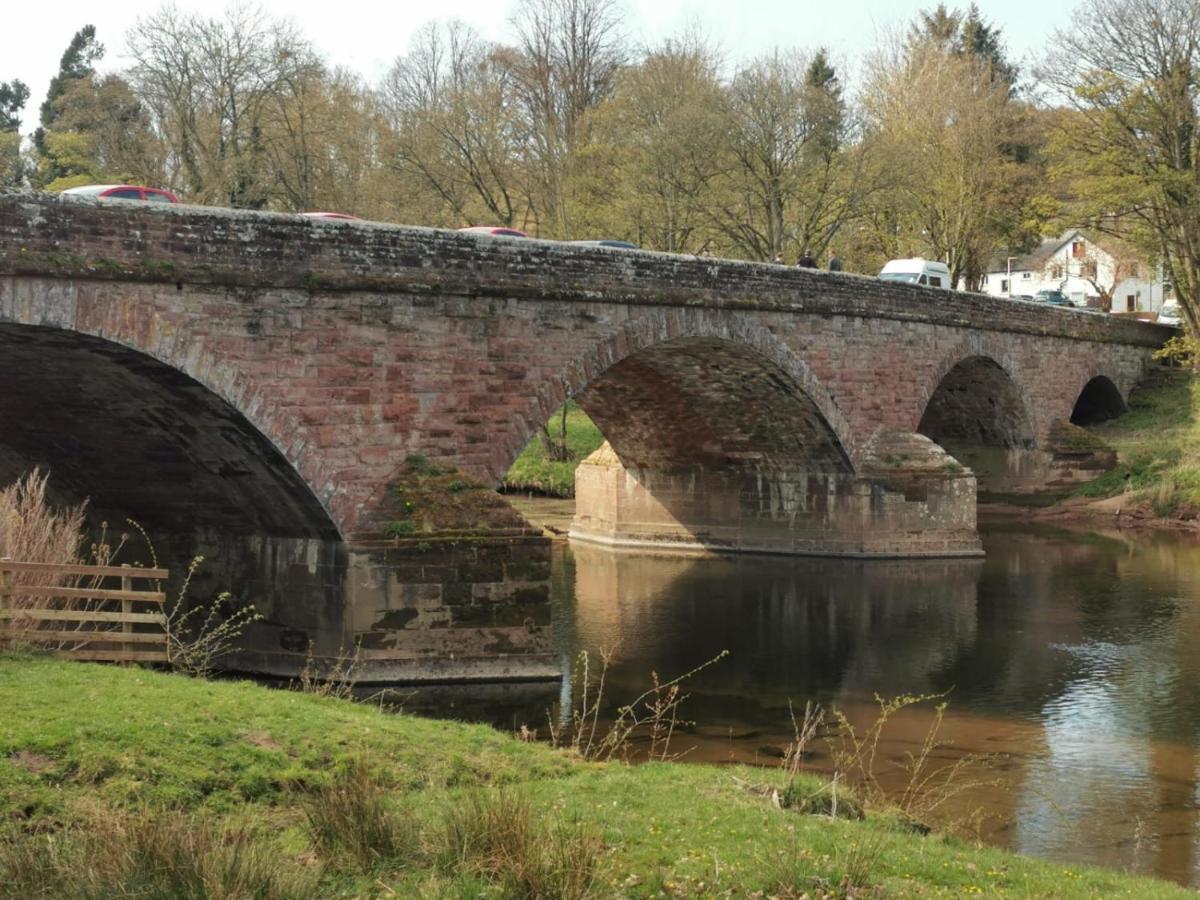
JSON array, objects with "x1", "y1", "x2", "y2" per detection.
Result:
[{"x1": 4, "y1": 0, "x2": 1079, "y2": 131}]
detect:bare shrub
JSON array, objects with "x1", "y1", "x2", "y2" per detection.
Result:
[
  {"x1": 547, "y1": 647, "x2": 728, "y2": 761},
  {"x1": 164, "y1": 555, "x2": 262, "y2": 678},
  {"x1": 439, "y1": 788, "x2": 603, "y2": 899},
  {"x1": 295, "y1": 640, "x2": 362, "y2": 700},
  {"x1": 826, "y1": 693, "x2": 994, "y2": 836},
  {"x1": 303, "y1": 758, "x2": 418, "y2": 871}
]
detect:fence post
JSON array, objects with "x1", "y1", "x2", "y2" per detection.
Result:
[
  {"x1": 0, "y1": 559, "x2": 10, "y2": 652},
  {"x1": 121, "y1": 565, "x2": 132, "y2": 661}
]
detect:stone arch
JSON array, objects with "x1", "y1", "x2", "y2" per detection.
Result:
[
  {"x1": 0, "y1": 307, "x2": 338, "y2": 539},
  {"x1": 916, "y1": 336, "x2": 1035, "y2": 436},
  {"x1": 918, "y1": 354, "x2": 1035, "y2": 450},
  {"x1": 1070, "y1": 374, "x2": 1127, "y2": 425},
  {"x1": 497, "y1": 310, "x2": 859, "y2": 481}
]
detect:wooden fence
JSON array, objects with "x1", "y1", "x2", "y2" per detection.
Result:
[{"x1": 0, "y1": 560, "x2": 170, "y2": 663}]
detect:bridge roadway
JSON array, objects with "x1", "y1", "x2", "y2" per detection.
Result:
[{"x1": 0, "y1": 194, "x2": 1173, "y2": 681}]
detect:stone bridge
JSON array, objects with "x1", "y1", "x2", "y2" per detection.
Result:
[{"x1": 0, "y1": 195, "x2": 1172, "y2": 681}]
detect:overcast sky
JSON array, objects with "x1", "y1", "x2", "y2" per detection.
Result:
[{"x1": 5, "y1": 0, "x2": 1077, "y2": 131}]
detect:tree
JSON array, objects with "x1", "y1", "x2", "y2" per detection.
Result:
[
  {"x1": 508, "y1": 0, "x2": 627, "y2": 236},
  {"x1": 33, "y1": 25, "x2": 104, "y2": 181},
  {"x1": 0, "y1": 80, "x2": 29, "y2": 191},
  {"x1": 709, "y1": 50, "x2": 866, "y2": 261},
  {"x1": 1042, "y1": 0, "x2": 1200, "y2": 335},
  {"x1": 128, "y1": 4, "x2": 317, "y2": 207},
  {"x1": 909, "y1": 3, "x2": 1018, "y2": 89},
  {"x1": 576, "y1": 33, "x2": 726, "y2": 252},
  {"x1": 34, "y1": 74, "x2": 165, "y2": 191},
  {"x1": 383, "y1": 21, "x2": 529, "y2": 228},
  {"x1": 861, "y1": 30, "x2": 1033, "y2": 287}
]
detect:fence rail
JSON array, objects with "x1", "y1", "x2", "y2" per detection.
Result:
[{"x1": 0, "y1": 559, "x2": 169, "y2": 663}]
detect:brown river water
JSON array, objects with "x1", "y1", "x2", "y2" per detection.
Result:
[{"x1": 407, "y1": 500, "x2": 1200, "y2": 888}]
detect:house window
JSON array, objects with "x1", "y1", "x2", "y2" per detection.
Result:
[
  {"x1": 1083, "y1": 260, "x2": 1097, "y2": 279},
  {"x1": 1050, "y1": 263, "x2": 1064, "y2": 279},
  {"x1": 1000, "y1": 279, "x2": 1010, "y2": 293},
  {"x1": 1072, "y1": 241, "x2": 1086, "y2": 258},
  {"x1": 1130, "y1": 262, "x2": 1140, "y2": 277},
  {"x1": 1126, "y1": 295, "x2": 1136, "y2": 312},
  {"x1": 1022, "y1": 272, "x2": 1031, "y2": 279}
]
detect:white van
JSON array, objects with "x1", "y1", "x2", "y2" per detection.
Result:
[{"x1": 878, "y1": 258, "x2": 951, "y2": 290}]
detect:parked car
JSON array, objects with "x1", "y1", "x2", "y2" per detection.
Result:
[
  {"x1": 1158, "y1": 300, "x2": 1182, "y2": 327},
  {"x1": 1034, "y1": 289, "x2": 1074, "y2": 307},
  {"x1": 569, "y1": 239, "x2": 639, "y2": 249},
  {"x1": 300, "y1": 211, "x2": 362, "y2": 221},
  {"x1": 878, "y1": 258, "x2": 951, "y2": 289},
  {"x1": 61, "y1": 184, "x2": 179, "y2": 203},
  {"x1": 458, "y1": 226, "x2": 528, "y2": 237}
]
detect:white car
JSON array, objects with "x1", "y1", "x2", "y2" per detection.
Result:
[
  {"x1": 878, "y1": 258, "x2": 951, "y2": 289},
  {"x1": 1158, "y1": 300, "x2": 1182, "y2": 327}
]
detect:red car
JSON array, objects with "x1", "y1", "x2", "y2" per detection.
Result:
[
  {"x1": 61, "y1": 184, "x2": 179, "y2": 203},
  {"x1": 457, "y1": 225, "x2": 528, "y2": 237},
  {"x1": 300, "y1": 211, "x2": 362, "y2": 221}
]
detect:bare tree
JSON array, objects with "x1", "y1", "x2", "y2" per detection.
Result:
[
  {"x1": 509, "y1": 0, "x2": 627, "y2": 236},
  {"x1": 128, "y1": 4, "x2": 316, "y2": 207},
  {"x1": 708, "y1": 50, "x2": 867, "y2": 261},
  {"x1": 383, "y1": 21, "x2": 527, "y2": 227}
]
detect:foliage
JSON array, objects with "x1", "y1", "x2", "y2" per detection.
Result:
[
  {"x1": 1041, "y1": 0, "x2": 1200, "y2": 333},
  {"x1": 1073, "y1": 368, "x2": 1200, "y2": 515},
  {"x1": 547, "y1": 647, "x2": 730, "y2": 761},
  {"x1": 859, "y1": 34, "x2": 1034, "y2": 287},
  {"x1": 503, "y1": 401, "x2": 605, "y2": 497}
]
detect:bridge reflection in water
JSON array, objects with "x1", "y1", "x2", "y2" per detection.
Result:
[{"x1": 401, "y1": 523, "x2": 1200, "y2": 888}]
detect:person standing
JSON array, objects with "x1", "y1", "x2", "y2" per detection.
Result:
[
  {"x1": 828, "y1": 249, "x2": 843, "y2": 272},
  {"x1": 796, "y1": 248, "x2": 816, "y2": 268},
  {"x1": 773, "y1": 252, "x2": 785, "y2": 264}
]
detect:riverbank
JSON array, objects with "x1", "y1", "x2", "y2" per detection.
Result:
[
  {"x1": 981, "y1": 368, "x2": 1200, "y2": 533},
  {"x1": 0, "y1": 652, "x2": 1187, "y2": 898}
]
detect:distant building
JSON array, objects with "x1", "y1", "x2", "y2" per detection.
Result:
[{"x1": 977, "y1": 230, "x2": 1168, "y2": 313}]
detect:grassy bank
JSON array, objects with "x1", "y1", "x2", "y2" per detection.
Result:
[
  {"x1": 0, "y1": 653, "x2": 1188, "y2": 898},
  {"x1": 1074, "y1": 368, "x2": 1200, "y2": 517},
  {"x1": 503, "y1": 402, "x2": 605, "y2": 497}
]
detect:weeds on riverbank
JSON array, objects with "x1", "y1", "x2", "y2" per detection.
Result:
[
  {"x1": 303, "y1": 759, "x2": 418, "y2": 871},
  {"x1": 546, "y1": 647, "x2": 729, "y2": 761},
  {"x1": 0, "y1": 809, "x2": 319, "y2": 900},
  {"x1": 1074, "y1": 368, "x2": 1200, "y2": 517}
]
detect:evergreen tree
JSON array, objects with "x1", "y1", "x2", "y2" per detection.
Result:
[
  {"x1": 0, "y1": 79, "x2": 29, "y2": 191},
  {"x1": 33, "y1": 25, "x2": 104, "y2": 179},
  {"x1": 0, "y1": 80, "x2": 29, "y2": 132}
]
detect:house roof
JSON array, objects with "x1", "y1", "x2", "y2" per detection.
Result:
[
  {"x1": 985, "y1": 229, "x2": 1144, "y2": 275},
  {"x1": 986, "y1": 230, "x2": 1081, "y2": 274}
]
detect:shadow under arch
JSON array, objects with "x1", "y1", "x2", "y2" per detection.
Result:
[
  {"x1": 918, "y1": 355, "x2": 1035, "y2": 450},
  {"x1": 1070, "y1": 375, "x2": 1127, "y2": 425},
  {"x1": 574, "y1": 335, "x2": 854, "y2": 477},
  {"x1": 498, "y1": 312, "x2": 859, "y2": 485},
  {"x1": 0, "y1": 323, "x2": 338, "y2": 539}
]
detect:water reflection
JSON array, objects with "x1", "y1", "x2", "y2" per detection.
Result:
[{"x1": 548, "y1": 523, "x2": 1200, "y2": 887}]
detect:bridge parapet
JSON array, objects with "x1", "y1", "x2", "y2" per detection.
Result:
[{"x1": 0, "y1": 194, "x2": 1173, "y2": 348}]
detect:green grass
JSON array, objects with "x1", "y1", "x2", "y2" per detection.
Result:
[
  {"x1": 0, "y1": 652, "x2": 1190, "y2": 898},
  {"x1": 503, "y1": 401, "x2": 605, "y2": 497},
  {"x1": 1073, "y1": 368, "x2": 1200, "y2": 517}
]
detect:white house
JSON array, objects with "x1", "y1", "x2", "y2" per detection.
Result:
[{"x1": 977, "y1": 230, "x2": 1168, "y2": 314}]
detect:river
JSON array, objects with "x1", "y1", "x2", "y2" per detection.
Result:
[{"x1": 401, "y1": 502, "x2": 1200, "y2": 888}]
